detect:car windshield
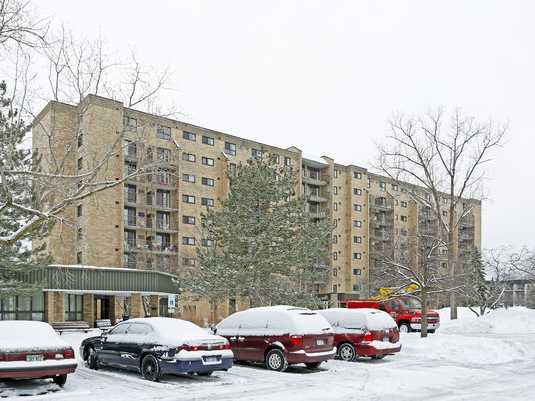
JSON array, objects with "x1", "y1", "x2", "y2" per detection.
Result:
[{"x1": 399, "y1": 298, "x2": 421, "y2": 309}]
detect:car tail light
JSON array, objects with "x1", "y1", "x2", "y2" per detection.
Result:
[
  {"x1": 289, "y1": 335, "x2": 303, "y2": 347},
  {"x1": 63, "y1": 348, "x2": 75, "y2": 359},
  {"x1": 218, "y1": 342, "x2": 231, "y2": 350},
  {"x1": 363, "y1": 331, "x2": 373, "y2": 343}
]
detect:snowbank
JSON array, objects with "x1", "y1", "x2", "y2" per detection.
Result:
[{"x1": 400, "y1": 307, "x2": 535, "y2": 366}]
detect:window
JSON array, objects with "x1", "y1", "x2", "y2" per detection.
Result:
[
  {"x1": 182, "y1": 194, "x2": 195, "y2": 204},
  {"x1": 272, "y1": 154, "x2": 280, "y2": 164},
  {"x1": 0, "y1": 294, "x2": 45, "y2": 321},
  {"x1": 353, "y1": 268, "x2": 362, "y2": 276},
  {"x1": 442, "y1": 210, "x2": 448, "y2": 216},
  {"x1": 353, "y1": 220, "x2": 362, "y2": 228},
  {"x1": 77, "y1": 157, "x2": 83, "y2": 170},
  {"x1": 333, "y1": 186, "x2": 338, "y2": 195},
  {"x1": 333, "y1": 284, "x2": 338, "y2": 293},
  {"x1": 64, "y1": 294, "x2": 83, "y2": 321},
  {"x1": 229, "y1": 163, "x2": 237, "y2": 177},
  {"x1": 182, "y1": 236, "x2": 195, "y2": 246},
  {"x1": 124, "y1": 161, "x2": 137, "y2": 176},
  {"x1": 393, "y1": 184, "x2": 399, "y2": 191},
  {"x1": 284, "y1": 156, "x2": 291, "y2": 166},
  {"x1": 333, "y1": 203, "x2": 338, "y2": 211},
  {"x1": 124, "y1": 207, "x2": 136, "y2": 226},
  {"x1": 202, "y1": 136, "x2": 214, "y2": 146},
  {"x1": 124, "y1": 141, "x2": 137, "y2": 158},
  {"x1": 251, "y1": 148, "x2": 263, "y2": 159},
  {"x1": 333, "y1": 219, "x2": 338, "y2": 227},
  {"x1": 332, "y1": 235, "x2": 338, "y2": 244},
  {"x1": 182, "y1": 152, "x2": 196, "y2": 162},
  {"x1": 333, "y1": 268, "x2": 337, "y2": 277},
  {"x1": 156, "y1": 125, "x2": 171, "y2": 140},
  {"x1": 124, "y1": 229, "x2": 136, "y2": 248},
  {"x1": 183, "y1": 131, "x2": 196, "y2": 141},
  {"x1": 125, "y1": 116, "x2": 137, "y2": 130},
  {"x1": 353, "y1": 171, "x2": 362, "y2": 179},
  {"x1": 182, "y1": 173, "x2": 195, "y2": 183},
  {"x1": 77, "y1": 205, "x2": 83, "y2": 217},
  {"x1": 224, "y1": 142, "x2": 236, "y2": 156},
  {"x1": 353, "y1": 236, "x2": 362, "y2": 244},
  {"x1": 353, "y1": 252, "x2": 362, "y2": 260},
  {"x1": 182, "y1": 215, "x2": 195, "y2": 225},
  {"x1": 156, "y1": 171, "x2": 170, "y2": 185},
  {"x1": 400, "y1": 215, "x2": 407, "y2": 222},
  {"x1": 353, "y1": 188, "x2": 362, "y2": 195},
  {"x1": 183, "y1": 257, "x2": 196, "y2": 267},
  {"x1": 401, "y1": 201, "x2": 408, "y2": 208},
  {"x1": 77, "y1": 227, "x2": 83, "y2": 240},
  {"x1": 202, "y1": 177, "x2": 215, "y2": 187},
  {"x1": 77, "y1": 134, "x2": 83, "y2": 147},
  {"x1": 353, "y1": 284, "x2": 361, "y2": 291},
  {"x1": 379, "y1": 182, "x2": 386, "y2": 192},
  {"x1": 201, "y1": 197, "x2": 214, "y2": 207},
  {"x1": 354, "y1": 204, "x2": 362, "y2": 212},
  {"x1": 156, "y1": 211, "x2": 170, "y2": 230},
  {"x1": 333, "y1": 252, "x2": 338, "y2": 260},
  {"x1": 76, "y1": 251, "x2": 82, "y2": 264},
  {"x1": 124, "y1": 184, "x2": 137, "y2": 203},
  {"x1": 202, "y1": 239, "x2": 214, "y2": 247},
  {"x1": 334, "y1": 169, "x2": 338, "y2": 178},
  {"x1": 157, "y1": 147, "x2": 171, "y2": 162},
  {"x1": 202, "y1": 156, "x2": 214, "y2": 166},
  {"x1": 156, "y1": 190, "x2": 170, "y2": 208}
]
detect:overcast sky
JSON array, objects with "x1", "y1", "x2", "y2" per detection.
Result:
[{"x1": 36, "y1": 0, "x2": 535, "y2": 249}]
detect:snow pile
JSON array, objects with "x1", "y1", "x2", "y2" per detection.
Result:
[
  {"x1": 0, "y1": 321, "x2": 70, "y2": 352},
  {"x1": 400, "y1": 307, "x2": 535, "y2": 366}
]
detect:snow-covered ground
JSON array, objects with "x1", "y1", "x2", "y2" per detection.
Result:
[{"x1": 1, "y1": 307, "x2": 535, "y2": 400}]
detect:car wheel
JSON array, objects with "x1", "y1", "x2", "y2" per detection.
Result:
[
  {"x1": 399, "y1": 323, "x2": 411, "y2": 333},
  {"x1": 197, "y1": 371, "x2": 213, "y2": 376},
  {"x1": 305, "y1": 362, "x2": 322, "y2": 369},
  {"x1": 53, "y1": 374, "x2": 67, "y2": 387},
  {"x1": 265, "y1": 349, "x2": 288, "y2": 372},
  {"x1": 141, "y1": 355, "x2": 161, "y2": 382},
  {"x1": 338, "y1": 343, "x2": 356, "y2": 362},
  {"x1": 427, "y1": 329, "x2": 435, "y2": 334},
  {"x1": 88, "y1": 347, "x2": 99, "y2": 370}
]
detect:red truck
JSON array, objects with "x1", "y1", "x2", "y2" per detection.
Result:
[{"x1": 341, "y1": 296, "x2": 440, "y2": 333}]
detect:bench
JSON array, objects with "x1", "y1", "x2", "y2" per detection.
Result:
[
  {"x1": 96, "y1": 319, "x2": 113, "y2": 332},
  {"x1": 52, "y1": 321, "x2": 91, "y2": 334}
]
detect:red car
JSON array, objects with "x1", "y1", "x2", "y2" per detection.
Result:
[
  {"x1": 317, "y1": 308, "x2": 401, "y2": 361},
  {"x1": 342, "y1": 297, "x2": 440, "y2": 333},
  {"x1": 215, "y1": 305, "x2": 336, "y2": 371},
  {"x1": 0, "y1": 321, "x2": 77, "y2": 387}
]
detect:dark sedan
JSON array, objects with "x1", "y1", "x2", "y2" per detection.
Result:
[{"x1": 80, "y1": 317, "x2": 233, "y2": 381}]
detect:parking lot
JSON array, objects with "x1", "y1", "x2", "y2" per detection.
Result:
[{"x1": 2, "y1": 308, "x2": 535, "y2": 401}]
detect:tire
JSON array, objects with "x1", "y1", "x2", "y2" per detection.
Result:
[
  {"x1": 305, "y1": 362, "x2": 322, "y2": 369},
  {"x1": 399, "y1": 323, "x2": 411, "y2": 333},
  {"x1": 372, "y1": 355, "x2": 386, "y2": 360},
  {"x1": 141, "y1": 355, "x2": 161, "y2": 382},
  {"x1": 53, "y1": 374, "x2": 67, "y2": 387},
  {"x1": 197, "y1": 371, "x2": 213, "y2": 376},
  {"x1": 87, "y1": 347, "x2": 99, "y2": 370},
  {"x1": 265, "y1": 349, "x2": 288, "y2": 372},
  {"x1": 338, "y1": 343, "x2": 356, "y2": 362},
  {"x1": 427, "y1": 329, "x2": 436, "y2": 334}
]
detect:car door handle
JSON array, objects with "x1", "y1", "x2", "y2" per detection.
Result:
[{"x1": 238, "y1": 337, "x2": 245, "y2": 342}]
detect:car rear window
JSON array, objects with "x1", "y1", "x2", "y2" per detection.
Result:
[{"x1": 290, "y1": 312, "x2": 333, "y2": 335}]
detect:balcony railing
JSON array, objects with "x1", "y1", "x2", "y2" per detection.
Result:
[
  {"x1": 302, "y1": 175, "x2": 327, "y2": 186},
  {"x1": 124, "y1": 241, "x2": 178, "y2": 254},
  {"x1": 307, "y1": 194, "x2": 328, "y2": 203}
]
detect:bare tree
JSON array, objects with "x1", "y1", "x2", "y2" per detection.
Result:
[
  {"x1": 377, "y1": 109, "x2": 505, "y2": 319},
  {"x1": 0, "y1": 0, "x2": 48, "y2": 49},
  {"x1": 507, "y1": 247, "x2": 535, "y2": 279}
]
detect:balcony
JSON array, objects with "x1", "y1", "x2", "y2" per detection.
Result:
[
  {"x1": 307, "y1": 194, "x2": 328, "y2": 203},
  {"x1": 124, "y1": 241, "x2": 178, "y2": 254},
  {"x1": 308, "y1": 211, "x2": 327, "y2": 219},
  {"x1": 370, "y1": 202, "x2": 392, "y2": 211},
  {"x1": 302, "y1": 175, "x2": 327, "y2": 186}
]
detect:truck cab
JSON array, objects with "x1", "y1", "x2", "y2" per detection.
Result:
[{"x1": 341, "y1": 296, "x2": 440, "y2": 333}]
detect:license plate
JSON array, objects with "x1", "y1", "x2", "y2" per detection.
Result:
[
  {"x1": 202, "y1": 356, "x2": 220, "y2": 364},
  {"x1": 316, "y1": 339, "x2": 325, "y2": 346},
  {"x1": 26, "y1": 354, "x2": 44, "y2": 362}
]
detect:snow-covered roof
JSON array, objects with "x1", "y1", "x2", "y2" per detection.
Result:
[{"x1": 0, "y1": 321, "x2": 70, "y2": 352}]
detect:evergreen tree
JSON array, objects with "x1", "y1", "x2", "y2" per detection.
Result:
[
  {"x1": 183, "y1": 157, "x2": 333, "y2": 308},
  {"x1": 0, "y1": 81, "x2": 48, "y2": 298}
]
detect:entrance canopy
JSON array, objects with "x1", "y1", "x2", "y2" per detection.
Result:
[{"x1": 20, "y1": 264, "x2": 180, "y2": 296}]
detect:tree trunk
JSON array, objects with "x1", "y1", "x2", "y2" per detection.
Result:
[
  {"x1": 448, "y1": 216, "x2": 458, "y2": 320},
  {"x1": 421, "y1": 288, "x2": 429, "y2": 338}
]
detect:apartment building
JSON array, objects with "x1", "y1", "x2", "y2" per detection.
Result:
[{"x1": 22, "y1": 94, "x2": 481, "y2": 326}]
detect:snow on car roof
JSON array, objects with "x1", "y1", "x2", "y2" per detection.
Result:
[
  {"x1": 0, "y1": 321, "x2": 69, "y2": 352},
  {"x1": 124, "y1": 317, "x2": 223, "y2": 345},
  {"x1": 317, "y1": 308, "x2": 397, "y2": 330}
]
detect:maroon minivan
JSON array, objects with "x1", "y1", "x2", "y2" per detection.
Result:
[{"x1": 215, "y1": 306, "x2": 335, "y2": 371}]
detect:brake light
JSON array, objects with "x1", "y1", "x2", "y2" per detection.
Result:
[
  {"x1": 289, "y1": 335, "x2": 303, "y2": 347},
  {"x1": 63, "y1": 348, "x2": 75, "y2": 359},
  {"x1": 218, "y1": 343, "x2": 231, "y2": 350},
  {"x1": 363, "y1": 331, "x2": 373, "y2": 342}
]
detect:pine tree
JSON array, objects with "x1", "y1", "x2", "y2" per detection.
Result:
[
  {"x1": 465, "y1": 248, "x2": 499, "y2": 316},
  {"x1": 0, "y1": 81, "x2": 48, "y2": 298},
  {"x1": 183, "y1": 157, "x2": 333, "y2": 308}
]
